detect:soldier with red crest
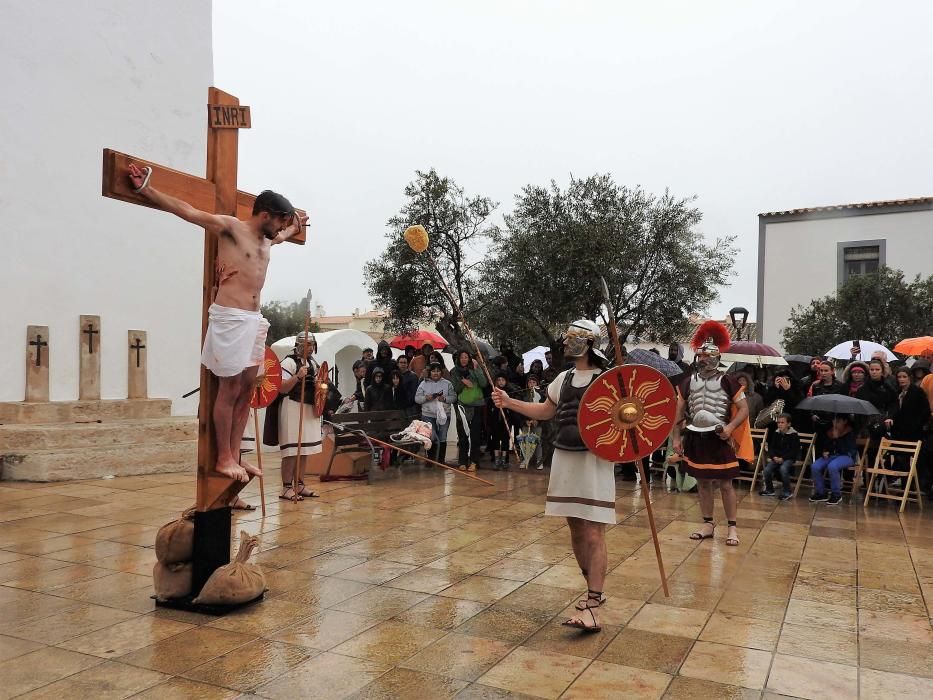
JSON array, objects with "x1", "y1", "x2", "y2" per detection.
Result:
[{"x1": 672, "y1": 321, "x2": 753, "y2": 546}]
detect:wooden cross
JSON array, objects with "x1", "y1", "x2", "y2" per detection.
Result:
[
  {"x1": 102, "y1": 87, "x2": 306, "y2": 513},
  {"x1": 29, "y1": 333, "x2": 48, "y2": 367},
  {"x1": 130, "y1": 337, "x2": 146, "y2": 368},
  {"x1": 83, "y1": 323, "x2": 99, "y2": 354}
]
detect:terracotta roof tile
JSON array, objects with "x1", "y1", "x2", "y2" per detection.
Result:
[{"x1": 760, "y1": 196, "x2": 933, "y2": 218}]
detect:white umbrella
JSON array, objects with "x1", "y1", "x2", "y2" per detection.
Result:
[
  {"x1": 824, "y1": 340, "x2": 896, "y2": 362},
  {"x1": 522, "y1": 345, "x2": 550, "y2": 371}
]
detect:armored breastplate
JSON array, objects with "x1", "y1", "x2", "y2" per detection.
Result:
[
  {"x1": 554, "y1": 370, "x2": 600, "y2": 451},
  {"x1": 287, "y1": 355, "x2": 318, "y2": 404},
  {"x1": 687, "y1": 372, "x2": 730, "y2": 432}
]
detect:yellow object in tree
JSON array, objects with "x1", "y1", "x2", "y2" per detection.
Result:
[{"x1": 403, "y1": 224, "x2": 429, "y2": 253}]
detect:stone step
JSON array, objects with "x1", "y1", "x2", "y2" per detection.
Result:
[
  {"x1": 0, "y1": 398, "x2": 173, "y2": 425},
  {"x1": 0, "y1": 417, "x2": 197, "y2": 451},
  {"x1": 1, "y1": 440, "x2": 196, "y2": 482}
]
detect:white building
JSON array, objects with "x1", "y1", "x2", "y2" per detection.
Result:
[
  {"x1": 756, "y1": 197, "x2": 933, "y2": 350},
  {"x1": 0, "y1": 2, "x2": 212, "y2": 414}
]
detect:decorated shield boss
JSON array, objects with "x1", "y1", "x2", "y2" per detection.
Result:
[
  {"x1": 578, "y1": 364, "x2": 677, "y2": 462},
  {"x1": 313, "y1": 361, "x2": 329, "y2": 417},
  {"x1": 250, "y1": 347, "x2": 283, "y2": 409}
]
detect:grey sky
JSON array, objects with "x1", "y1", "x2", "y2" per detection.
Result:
[{"x1": 214, "y1": 0, "x2": 933, "y2": 323}]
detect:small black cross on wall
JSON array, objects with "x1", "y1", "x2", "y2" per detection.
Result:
[
  {"x1": 29, "y1": 334, "x2": 48, "y2": 367},
  {"x1": 130, "y1": 337, "x2": 146, "y2": 368},
  {"x1": 83, "y1": 324, "x2": 99, "y2": 354}
]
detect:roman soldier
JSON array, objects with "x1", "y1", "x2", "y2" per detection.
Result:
[
  {"x1": 276, "y1": 332, "x2": 325, "y2": 500},
  {"x1": 493, "y1": 319, "x2": 613, "y2": 633},
  {"x1": 672, "y1": 320, "x2": 752, "y2": 546}
]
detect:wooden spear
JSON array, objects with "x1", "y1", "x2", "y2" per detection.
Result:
[
  {"x1": 252, "y1": 407, "x2": 267, "y2": 517},
  {"x1": 403, "y1": 225, "x2": 521, "y2": 462},
  {"x1": 600, "y1": 276, "x2": 669, "y2": 597},
  {"x1": 292, "y1": 290, "x2": 313, "y2": 502}
]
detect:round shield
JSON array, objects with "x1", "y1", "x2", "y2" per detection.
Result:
[
  {"x1": 578, "y1": 364, "x2": 677, "y2": 462},
  {"x1": 313, "y1": 361, "x2": 329, "y2": 417},
  {"x1": 250, "y1": 347, "x2": 282, "y2": 409}
]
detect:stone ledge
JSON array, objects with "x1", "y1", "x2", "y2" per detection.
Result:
[
  {"x1": 1, "y1": 440, "x2": 196, "y2": 482},
  {"x1": 0, "y1": 398, "x2": 173, "y2": 425},
  {"x1": 0, "y1": 417, "x2": 197, "y2": 451}
]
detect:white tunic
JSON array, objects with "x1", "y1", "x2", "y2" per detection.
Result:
[
  {"x1": 544, "y1": 368, "x2": 617, "y2": 524},
  {"x1": 278, "y1": 356, "x2": 322, "y2": 457}
]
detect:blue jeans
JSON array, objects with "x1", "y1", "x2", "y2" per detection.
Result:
[
  {"x1": 810, "y1": 455, "x2": 854, "y2": 497},
  {"x1": 422, "y1": 415, "x2": 449, "y2": 449},
  {"x1": 763, "y1": 458, "x2": 794, "y2": 494}
]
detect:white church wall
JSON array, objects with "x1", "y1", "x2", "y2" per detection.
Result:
[
  {"x1": 759, "y1": 209, "x2": 933, "y2": 350},
  {"x1": 0, "y1": 1, "x2": 213, "y2": 414}
]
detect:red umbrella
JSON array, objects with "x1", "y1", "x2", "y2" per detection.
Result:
[
  {"x1": 388, "y1": 330, "x2": 447, "y2": 351},
  {"x1": 721, "y1": 341, "x2": 787, "y2": 367},
  {"x1": 726, "y1": 341, "x2": 781, "y2": 356}
]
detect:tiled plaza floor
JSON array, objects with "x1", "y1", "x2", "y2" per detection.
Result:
[{"x1": 1, "y1": 457, "x2": 932, "y2": 699}]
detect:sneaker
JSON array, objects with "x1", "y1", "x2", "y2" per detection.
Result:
[
  {"x1": 458, "y1": 465, "x2": 467, "y2": 471},
  {"x1": 536, "y1": 464, "x2": 544, "y2": 470},
  {"x1": 467, "y1": 463, "x2": 477, "y2": 472},
  {"x1": 778, "y1": 492, "x2": 793, "y2": 501},
  {"x1": 809, "y1": 492, "x2": 828, "y2": 503},
  {"x1": 759, "y1": 489, "x2": 776, "y2": 497},
  {"x1": 827, "y1": 493, "x2": 842, "y2": 505}
]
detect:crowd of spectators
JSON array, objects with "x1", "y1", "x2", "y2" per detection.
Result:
[{"x1": 343, "y1": 336, "x2": 933, "y2": 495}]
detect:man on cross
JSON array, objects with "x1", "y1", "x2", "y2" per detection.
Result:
[{"x1": 128, "y1": 164, "x2": 307, "y2": 484}]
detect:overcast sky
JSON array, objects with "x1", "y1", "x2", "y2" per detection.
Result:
[{"x1": 213, "y1": 0, "x2": 933, "y2": 322}]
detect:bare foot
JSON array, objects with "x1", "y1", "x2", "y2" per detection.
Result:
[
  {"x1": 239, "y1": 458, "x2": 263, "y2": 477},
  {"x1": 215, "y1": 458, "x2": 249, "y2": 483}
]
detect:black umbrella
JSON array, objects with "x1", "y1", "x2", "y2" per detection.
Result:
[
  {"x1": 796, "y1": 394, "x2": 879, "y2": 416},
  {"x1": 626, "y1": 348, "x2": 683, "y2": 377},
  {"x1": 784, "y1": 354, "x2": 813, "y2": 364}
]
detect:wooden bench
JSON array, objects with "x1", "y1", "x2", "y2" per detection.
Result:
[{"x1": 322, "y1": 410, "x2": 422, "y2": 483}]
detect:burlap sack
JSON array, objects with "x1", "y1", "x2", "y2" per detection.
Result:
[
  {"x1": 153, "y1": 561, "x2": 192, "y2": 601},
  {"x1": 155, "y1": 507, "x2": 196, "y2": 564},
  {"x1": 192, "y1": 531, "x2": 266, "y2": 606}
]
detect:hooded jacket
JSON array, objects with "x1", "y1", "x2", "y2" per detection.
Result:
[{"x1": 365, "y1": 340, "x2": 397, "y2": 385}]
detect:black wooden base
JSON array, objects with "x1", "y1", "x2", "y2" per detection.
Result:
[
  {"x1": 152, "y1": 592, "x2": 264, "y2": 616},
  {"x1": 191, "y1": 506, "x2": 232, "y2": 596}
]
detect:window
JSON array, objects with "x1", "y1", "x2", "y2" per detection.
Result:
[
  {"x1": 843, "y1": 245, "x2": 880, "y2": 280},
  {"x1": 837, "y1": 239, "x2": 885, "y2": 287}
]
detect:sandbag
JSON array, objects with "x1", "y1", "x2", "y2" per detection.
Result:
[
  {"x1": 192, "y1": 531, "x2": 266, "y2": 606},
  {"x1": 153, "y1": 561, "x2": 192, "y2": 601},
  {"x1": 155, "y1": 507, "x2": 196, "y2": 564}
]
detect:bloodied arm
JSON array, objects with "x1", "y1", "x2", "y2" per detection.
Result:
[{"x1": 128, "y1": 164, "x2": 232, "y2": 235}]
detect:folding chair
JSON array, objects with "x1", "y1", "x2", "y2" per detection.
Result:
[
  {"x1": 791, "y1": 432, "x2": 817, "y2": 498},
  {"x1": 863, "y1": 438, "x2": 924, "y2": 512},
  {"x1": 841, "y1": 435, "x2": 871, "y2": 499},
  {"x1": 745, "y1": 427, "x2": 769, "y2": 493}
]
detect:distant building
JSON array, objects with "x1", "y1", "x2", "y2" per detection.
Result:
[
  {"x1": 312, "y1": 309, "x2": 389, "y2": 342},
  {"x1": 757, "y1": 197, "x2": 933, "y2": 350}
]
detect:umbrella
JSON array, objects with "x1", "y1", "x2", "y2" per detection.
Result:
[
  {"x1": 783, "y1": 354, "x2": 814, "y2": 364},
  {"x1": 516, "y1": 430, "x2": 540, "y2": 469},
  {"x1": 893, "y1": 336, "x2": 933, "y2": 356},
  {"x1": 720, "y1": 341, "x2": 787, "y2": 367},
  {"x1": 626, "y1": 348, "x2": 683, "y2": 377},
  {"x1": 388, "y1": 330, "x2": 447, "y2": 351},
  {"x1": 825, "y1": 340, "x2": 895, "y2": 362},
  {"x1": 728, "y1": 341, "x2": 782, "y2": 356},
  {"x1": 522, "y1": 345, "x2": 550, "y2": 371},
  {"x1": 796, "y1": 394, "x2": 880, "y2": 416},
  {"x1": 442, "y1": 337, "x2": 496, "y2": 359}
]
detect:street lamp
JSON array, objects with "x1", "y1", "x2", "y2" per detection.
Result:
[{"x1": 729, "y1": 306, "x2": 749, "y2": 341}]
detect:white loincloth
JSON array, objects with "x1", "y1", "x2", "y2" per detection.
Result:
[{"x1": 201, "y1": 304, "x2": 270, "y2": 377}]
